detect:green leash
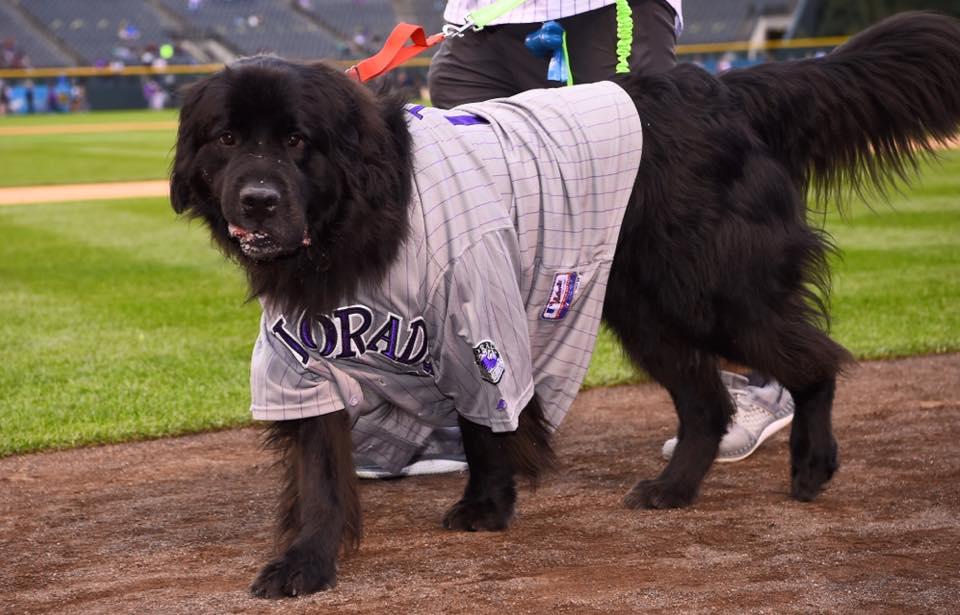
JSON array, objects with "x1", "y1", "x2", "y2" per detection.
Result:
[
  {"x1": 462, "y1": 0, "x2": 529, "y2": 30},
  {"x1": 615, "y1": 0, "x2": 634, "y2": 74}
]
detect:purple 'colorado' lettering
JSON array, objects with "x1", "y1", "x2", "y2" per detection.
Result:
[
  {"x1": 299, "y1": 313, "x2": 338, "y2": 357},
  {"x1": 366, "y1": 313, "x2": 401, "y2": 359},
  {"x1": 396, "y1": 317, "x2": 428, "y2": 365},
  {"x1": 285, "y1": 306, "x2": 430, "y2": 367},
  {"x1": 271, "y1": 317, "x2": 309, "y2": 365},
  {"x1": 335, "y1": 305, "x2": 373, "y2": 359}
]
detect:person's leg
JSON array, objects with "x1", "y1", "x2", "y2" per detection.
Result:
[
  {"x1": 625, "y1": 0, "x2": 679, "y2": 75},
  {"x1": 561, "y1": 0, "x2": 678, "y2": 85},
  {"x1": 427, "y1": 23, "x2": 555, "y2": 108}
]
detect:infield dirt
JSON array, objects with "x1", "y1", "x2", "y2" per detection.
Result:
[{"x1": 2, "y1": 354, "x2": 959, "y2": 614}]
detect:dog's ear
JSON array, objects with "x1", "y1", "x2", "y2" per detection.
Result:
[
  {"x1": 169, "y1": 169, "x2": 193, "y2": 215},
  {"x1": 170, "y1": 76, "x2": 216, "y2": 214}
]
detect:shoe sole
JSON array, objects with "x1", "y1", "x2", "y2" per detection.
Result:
[
  {"x1": 715, "y1": 413, "x2": 794, "y2": 463},
  {"x1": 356, "y1": 458, "x2": 468, "y2": 480},
  {"x1": 660, "y1": 413, "x2": 795, "y2": 463}
]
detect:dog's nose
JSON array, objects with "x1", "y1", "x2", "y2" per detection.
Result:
[{"x1": 239, "y1": 185, "x2": 280, "y2": 222}]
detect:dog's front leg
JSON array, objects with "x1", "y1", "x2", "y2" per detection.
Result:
[
  {"x1": 443, "y1": 397, "x2": 554, "y2": 531},
  {"x1": 251, "y1": 412, "x2": 360, "y2": 598}
]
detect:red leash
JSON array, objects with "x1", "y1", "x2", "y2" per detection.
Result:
[{"x1": 345, "y1": 23, "x2": 448, "y2": 82}]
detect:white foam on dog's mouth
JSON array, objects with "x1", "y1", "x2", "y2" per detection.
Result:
[
  {"x1": 227, "y1": 224, "x2": 312, "y2": 259},
  {"x1": 228, "y1": 223, "x2": 278, "y2": 258}
]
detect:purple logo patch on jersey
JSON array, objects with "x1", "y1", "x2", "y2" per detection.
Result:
[
  {"x1": 473, "y1": 340, "x2": 505, "y2": 384},
  {"x1": 541, "y1": 272, "x2": 580, "y2": 320}
]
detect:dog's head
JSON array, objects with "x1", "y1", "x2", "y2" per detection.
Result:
[{"x1": 171, "y1": 57, "x2": 411, "y2": 312}]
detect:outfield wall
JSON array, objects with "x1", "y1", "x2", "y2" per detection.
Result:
[{"x1": 0, "y1": 35, "x2": 847, "y2": 113}]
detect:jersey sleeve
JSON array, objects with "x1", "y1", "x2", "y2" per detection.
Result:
[
  {"x1": 249, "y1": 313, "x2": 347, "y2": 421},
  {"x1": 427, "y1": 230, "x2": 535, "y2": 433}
]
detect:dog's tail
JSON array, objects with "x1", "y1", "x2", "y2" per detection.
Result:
[{"x1": 722, "y1": 11, "x2": 960, "y2": 203}]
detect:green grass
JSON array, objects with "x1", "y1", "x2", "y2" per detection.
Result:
[
  {"x1": 0, "y1": 109, "x2": 177, "y2": 126},
  {"x1": 0, "y1": 199, "x2": 259, "y2": 456},
  {"x1": 0, "y1": 115, "x2": 957, "y2": 456},
  {"x1": 0, "y1": 130, "x2": 175, "y2": 186},
  {"x1": 0, "y1": 109, "x2": 177, "y2": 187}
]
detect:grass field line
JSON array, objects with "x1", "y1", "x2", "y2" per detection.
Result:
[
  {"x1": 0, "y1": 121, "x2": 178, "y2": 136},
  {"x1": 0, "y1": 180, "x2": 168, "y2": 205}
]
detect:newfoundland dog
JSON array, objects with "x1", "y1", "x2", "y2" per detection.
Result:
[{"x1": 171, "y1": 12, "x2": 960, "y2": 597}]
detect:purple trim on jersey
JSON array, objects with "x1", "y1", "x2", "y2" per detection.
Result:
[
  {"x1": 406, "y1": 104, "x2": 425, "y2": 119},
  {"x1": 421, "y1": 358, "x2": 435, "y2": 376},
  {"x1": 444, "y1": 114, "x2": 489, "y2": 126}
]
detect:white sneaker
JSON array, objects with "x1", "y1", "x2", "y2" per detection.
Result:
[{"x1": 661, "y1": 371, "x2": 795, "y2": 463}]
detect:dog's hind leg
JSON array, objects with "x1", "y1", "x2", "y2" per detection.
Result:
[
  {"x1": 721, "y1": 300, "x2": 851, "y2": 502},
  {"x1": 443, "y1": 397, "x2": 555, "y2": 531},
  {"x1": 741, "y1": 324, "x2": 848, "y2": 501},
  {"x1": 788, "y1": 374, "x2": 839, "y2": 501},
  {"x1": 251, "y1": 412, "x2": 360, "y2": 598}
]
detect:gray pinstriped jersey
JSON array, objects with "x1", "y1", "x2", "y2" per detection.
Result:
[{"x1": 250, "y1": 81, "x2": 643, "y2": 472}]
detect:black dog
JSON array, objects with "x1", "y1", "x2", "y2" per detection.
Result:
[{"x1": 171, "y1": 12, "x2": 960, "y2": 597}]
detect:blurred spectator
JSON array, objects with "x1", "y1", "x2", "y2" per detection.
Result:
[
  {"x1": 69, "y1": 82, "x2": 88, "y2": 112},
  {"x1": 717, "y1": 53, "x2": 734, "y2": 73},
  {"x1": 0, "y1": 79, "x2": 9, "y2": 116},
  {"x1": 143, "y1": 79, "x2": 168, "y2": 110},
  {"x1": 45, "y1": 80, "x2": 62, "y2": 112},
  {"x1": 1, "y1": 38, "x2": 31, "y2": 69},
  {"x1": 353, "y1": 29, "x2": 367, "y2": 50},
  {"x1": 24, "y1": 80, "x2": 35, "y2": 114},
  {"x1": 1, "y1": 38, "x2": 15, "y2": 67},
  {"x1": 118, "y1": 22, "x2": 142, "y2": 42},
  {"x1": 141, "y1": 44, "x2": 157, "y2": 66}
]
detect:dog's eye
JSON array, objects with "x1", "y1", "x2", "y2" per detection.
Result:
[
  {"x1": 286, "y1": 133, "x2": 305, "y2": 148},
  {"x1": 218, "y1": 131, "x2": 236, "y2": 146}
]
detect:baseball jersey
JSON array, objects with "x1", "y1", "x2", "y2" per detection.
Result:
[
  {"x1": 250, "y1": 81, "x2": 643, "y2": 472},
  {"x1": 444, "y1": 0, "x2": 683, "y2": 32}
]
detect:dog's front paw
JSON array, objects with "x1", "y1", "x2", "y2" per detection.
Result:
[
  {"x1": 250, "y1": 550, "x2": 336, "y2": 598},
  {"x1": 442, "y1": 498, "x2": 514, "y2": 531},
  {"x1": 623, "y1": 479, "x2": 698, "y2": 510},
  {"x1": 791, "y1": 438, "x2": 838, "y2": 502}
]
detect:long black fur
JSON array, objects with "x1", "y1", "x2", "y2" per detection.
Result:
[
  {"x1": 170, "y1": 12, "x2": 960, "y2": 597},
  {"x1": 252, "y1": 413, "x2": 359, "y2": 597},
  {"x1": 443, "y1": 397, "x2": 556, "y2": 531}
]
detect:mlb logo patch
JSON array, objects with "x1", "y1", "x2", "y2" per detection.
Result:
[
  {"x1": 473, "y1": 340, "x2": 505, "y2": 384},
  {"x1": 541, "y1": 272, "x2": 580, "y2": 320}
]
